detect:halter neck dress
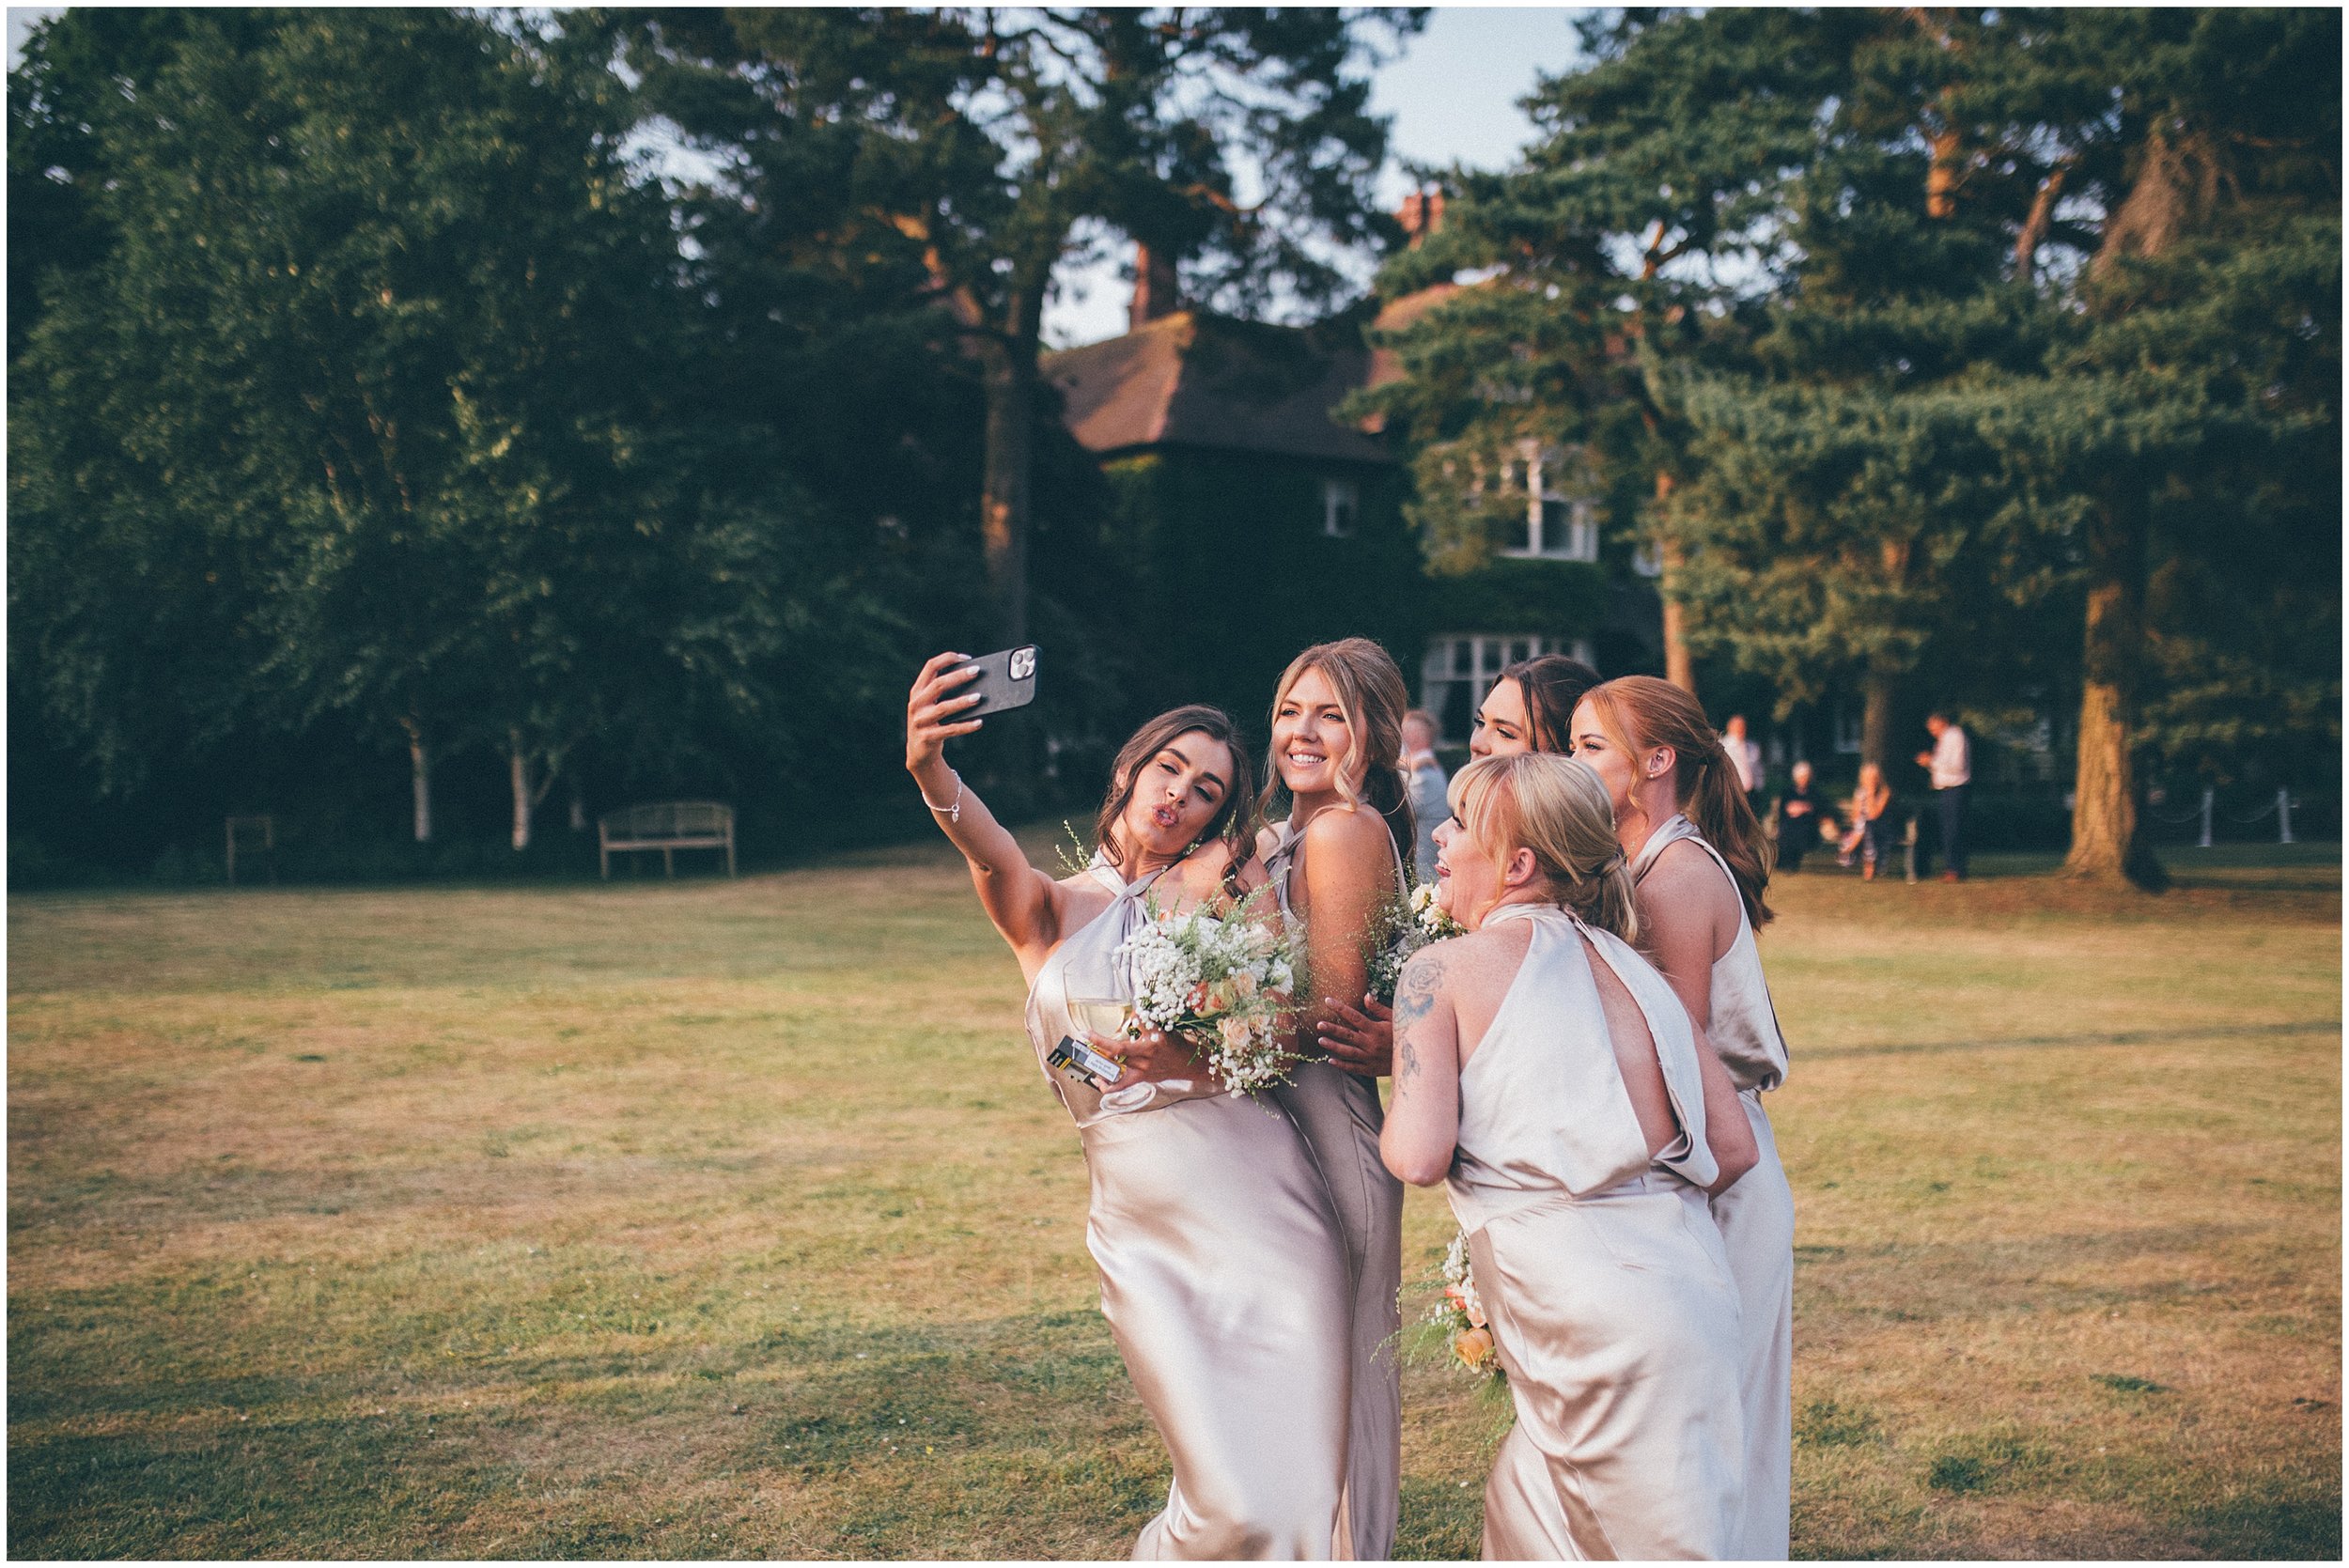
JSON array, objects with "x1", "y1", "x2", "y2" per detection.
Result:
[
  {"x1": 1262, "y1": 817, "x2": 1406, "y2": 1561},
  {"x1": 1450, "y1": 903, "x2": 1745, "y2": 1561},
  {"x1": 1634, "y1": 814, "x2": 1796, "y2": 1560},
  {"x1": 1026, "y1": 856, "x2": 1351, "y2": 1560}
]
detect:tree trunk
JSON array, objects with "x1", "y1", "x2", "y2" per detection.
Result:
[
  {"x1": 977, "y1": 283, "x2": 1046, "y2": 649},
  {"x1": 1654, "y1": 472, "x2": 1697, "y2": 694},
  {"x1": 2062, "y1": 489, "x2": 2167, "y2": 887},
  {"x1": 1859, "y1": 667, "x2": 1897, "y2": 769},
  {"x1": 510, "y1": 727, "x2": 533, "y2": 853},
  {"x1": 401, "y1": 716, "x2": 432, "y2": 844},
  {"x1": 569, "y1": 780, "x2": 588, "y2": 833}
]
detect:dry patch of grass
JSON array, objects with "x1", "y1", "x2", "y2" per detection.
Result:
[{"x1": 9, "y1": 840, "x2": 2340, "y2": 1558}]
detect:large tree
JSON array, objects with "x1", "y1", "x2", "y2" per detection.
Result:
[
  {"x1": 1952, "y1": 8, "x2": 2341, "y2": 883},
  {"x1": 9, "y1": 10, "x2": 875, "y2": 849},
  {"x1": 616, "y1": 7, "x2": 1423, "y2": 651},
  {"x1": 1358, "y1": 9, "x2": 1864, "y2": 693}
]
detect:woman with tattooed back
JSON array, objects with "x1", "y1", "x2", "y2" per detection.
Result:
[{"x1": 1381, "y1": 753, "x2": 1757, "y2": 1560}]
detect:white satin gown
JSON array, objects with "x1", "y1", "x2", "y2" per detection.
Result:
[
  {"x1": 1263, "y1": 819, "x2": 1405, "y2": 1561},
  {"x1": 1635, "y1": 815, "x2": 1797, "y2": 1560},
  {"x1": 1025, "y1": 858, "x2": 1351, "y2": 1559},
  {"x1": 1449, "y1": 904, "x2": 1746, "y2": 1560}
]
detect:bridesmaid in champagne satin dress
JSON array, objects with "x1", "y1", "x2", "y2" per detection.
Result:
[
  {"x1": 1255, "y1": 639, "x2": 1417, "y2": 1560},
  {"x1": 1382, "y1": 753, "x2": 1758, "y2": 1560},
  {"x1": 906, "y1": 659, "x2": 1348, "y2": 1559},
  {"x1": 1574, "y1": 676, "x2": 1798, "y2": 1560}
]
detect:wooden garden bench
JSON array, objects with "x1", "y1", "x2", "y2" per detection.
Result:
[{"x1": 599, "y1": 801, "x2": 736, "y2": 878}]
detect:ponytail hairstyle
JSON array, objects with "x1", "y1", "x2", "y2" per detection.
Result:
[
  {"x1": 1096, "y1": 705, "x2": 1258, "y2": 888},
  {"x1": 1498, "y1": 652, "x2": 1603, "y2": 755},
  {"x1": 1450, "y1": 753, "x2": 1640, "y2": 941},
  {"x1": 1579, "y1": 675, "x2": 1775, "y2": 928},
  {"x1": 1260, "y1": 638, "x2": 1414, "y2": 869}
]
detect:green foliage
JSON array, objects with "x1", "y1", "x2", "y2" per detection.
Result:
[
  {"x1": 8, "y1": 9, "x2": 918, "y2": 850},
  {"x1": 1360, "y1": 7, "x2": 2340, "y2": 816}
]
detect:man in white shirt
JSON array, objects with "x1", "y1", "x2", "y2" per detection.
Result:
[
  {"x1": 1399, "y1": 709, "x2": 1450, "y2": 885},
  {"x1": 1913, "y1": 709, "x2": 1971, "y2": 881},
  {"x1": 1722, "y1": 713, "x2": 1763, "y2": 800}
]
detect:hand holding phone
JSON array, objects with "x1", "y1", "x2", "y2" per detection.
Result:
[
  {"x1": 906, "y1": 651, "x2": 989, "y2": 773},
  {"x1": 954, "y1": 644, "x2": 1038, "y2": 717}
]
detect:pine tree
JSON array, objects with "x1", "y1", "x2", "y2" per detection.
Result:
[
  {"x1": 616, "y1": 8, "x2": 1422, "y2": 651},
  {"x1": 1357, "y1": 9, "x2": 1863, "y2": 694}
]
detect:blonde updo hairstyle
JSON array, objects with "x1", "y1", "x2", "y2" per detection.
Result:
[{"x1": 1449, "y1": 753, "x2": 1639, "y2": 942}]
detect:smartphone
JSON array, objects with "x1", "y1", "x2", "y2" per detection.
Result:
[
  {"x1": 954, "y1": 644, "x2": 1038, "y2": 716},
  {"x1": 1048, "y1": 1034, "x2": 1125, "y2": 1088}
]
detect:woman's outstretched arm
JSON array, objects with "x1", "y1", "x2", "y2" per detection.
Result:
[{"x1": 905, "y1": 652, "x2": 1061, "y2": 955}]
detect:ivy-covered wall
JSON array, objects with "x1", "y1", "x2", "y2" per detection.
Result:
[{"x1": 1093, "y1": 445, "x2": 1615, "y2": 737}]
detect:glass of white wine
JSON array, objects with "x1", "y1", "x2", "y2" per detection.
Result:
[{"x1": 1065, "y1": 996, "x2": 1133, "y2": 1048}]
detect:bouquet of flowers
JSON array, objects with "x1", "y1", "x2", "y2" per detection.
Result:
[
  {"x1": 1114, "y1": 889, "x2": 1299, "y2": 1092},
  {"x1": 1365, "y1": 881, "x2": 1467, "y2": 1005},
  {"x1": 1399, "y1": 1228, "x2": 1508, "y2": 1394}
]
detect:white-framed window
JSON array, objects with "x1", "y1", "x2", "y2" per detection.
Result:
[
  {"x1": 1497, "y1": 442, "x2": 1599, "y2": 562},
  {"x1": 1631, "y1": 540, "x2": 1663, "y2": 577},
  {"x1": 1321, "y1": 476, "x2": 1360, "y2": 538},
  {"x1": 1420, "y1": 633, "x2": 1596, "y2": 745}
]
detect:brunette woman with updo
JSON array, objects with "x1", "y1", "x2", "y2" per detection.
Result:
[
  {"x1": 905, "y1": 656, "x2": 1348, "y2": 1558},
  {"x1": 1467, "y1": 652, "x2": 1603, "y2": 760},
  {"x1": 1568, "y1": 675, "x2": 1796, "y2": 1560},
  {"x1": 1381, "y1": 753, "x2": 1757, "y2": 1558}
]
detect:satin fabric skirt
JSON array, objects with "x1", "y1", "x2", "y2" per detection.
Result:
[
  {"x1": 1081, "y1": 1092, "x2": 1351, "y2": 1560},
  {"x1": 1709, "y1": 1091, "x2": 1796, "y2": 1560},
  {"x1": 1269, "y1": 1061, "x2": 1404, "y2": 1560},
  {"x1": 1468, "y1": 1178, "x2": 1745, "y2": 1560}
]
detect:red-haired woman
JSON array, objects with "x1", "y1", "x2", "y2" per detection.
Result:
[
  {"x1": 1568, "y1": 675, "x2": 1796, "y2": 1561},
  {"x1": 1254, "y1": 637, "x2": 1415, "y2": 1560},
  {"x1": 906, "y1": 654, "x2": 1348, "y2": 1558}
]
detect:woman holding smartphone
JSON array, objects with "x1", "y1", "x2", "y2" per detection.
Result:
[
  {"x1": 1569, "y1": 675, "x2": 1796, "y2": 1560},
  {"x1": 906, "y1": 653, "x2": 1349, "y2": 1559},
  {"x1": 1254, "y1": 637, "x2": 1414, "y2": 1561}
]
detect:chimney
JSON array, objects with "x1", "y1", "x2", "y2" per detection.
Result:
[
  {"x1": 1129, "y1": 243, "x2": 1180, "y2": 331},
  {"x1": 1397, "y1": 188, "x2": 1446, "y2": 248}
]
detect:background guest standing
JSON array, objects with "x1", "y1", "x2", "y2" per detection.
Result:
[
  {"x1": 1401, "y1": 709, "x2": 1450, "y2": 885},
  {"x1": 1915, "y1": 710, "x2": 1971, "y2": 881},
  {"x1": 1723, "y1": 715, "x2": 1763, "y2": 805}
]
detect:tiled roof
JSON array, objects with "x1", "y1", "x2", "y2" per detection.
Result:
[{"x1": 1042, "y1": 311, "x2": 1393, "y2": 465}]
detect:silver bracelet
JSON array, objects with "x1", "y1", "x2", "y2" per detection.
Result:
[{"x1": 920, "y1": 769, "x2": 963, "y2": 825}]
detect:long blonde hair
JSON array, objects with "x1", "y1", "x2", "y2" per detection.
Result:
[
  {"x1": 1260, "y1": 637, "x2": 1413, "y2": 866},
  {"x1": 1450, "y1": 753, "x2": 1639, "y2": 941}
]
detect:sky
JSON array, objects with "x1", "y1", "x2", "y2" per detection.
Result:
[
  {"x1": 1048, "y1": 8, "x2": 1592, "y2": 345},
  {"x1": 8, "y1": 5, "x2": 1593, "y2": 346}
]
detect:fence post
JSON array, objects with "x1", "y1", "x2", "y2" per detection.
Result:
[
  {"x1": 2278, "y1": 787, "x2": 2294, "y2": 846},
  {"x1": 2199, "y1": 786, "x2": 2214, "y2": 849}
]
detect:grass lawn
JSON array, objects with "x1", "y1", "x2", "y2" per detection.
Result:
[{"x1": 9, "y1": 838, "x2": 2340, "y2": 1559}]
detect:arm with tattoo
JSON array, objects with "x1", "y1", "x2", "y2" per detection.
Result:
[{"x1": 1380, "y1": 948, "x2": 1462, "y2": 1187}]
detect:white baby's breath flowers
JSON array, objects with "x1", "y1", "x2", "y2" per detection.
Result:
[{"x1": 1114, "y1": 891, "x2": 1299, "y2": 1092}]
